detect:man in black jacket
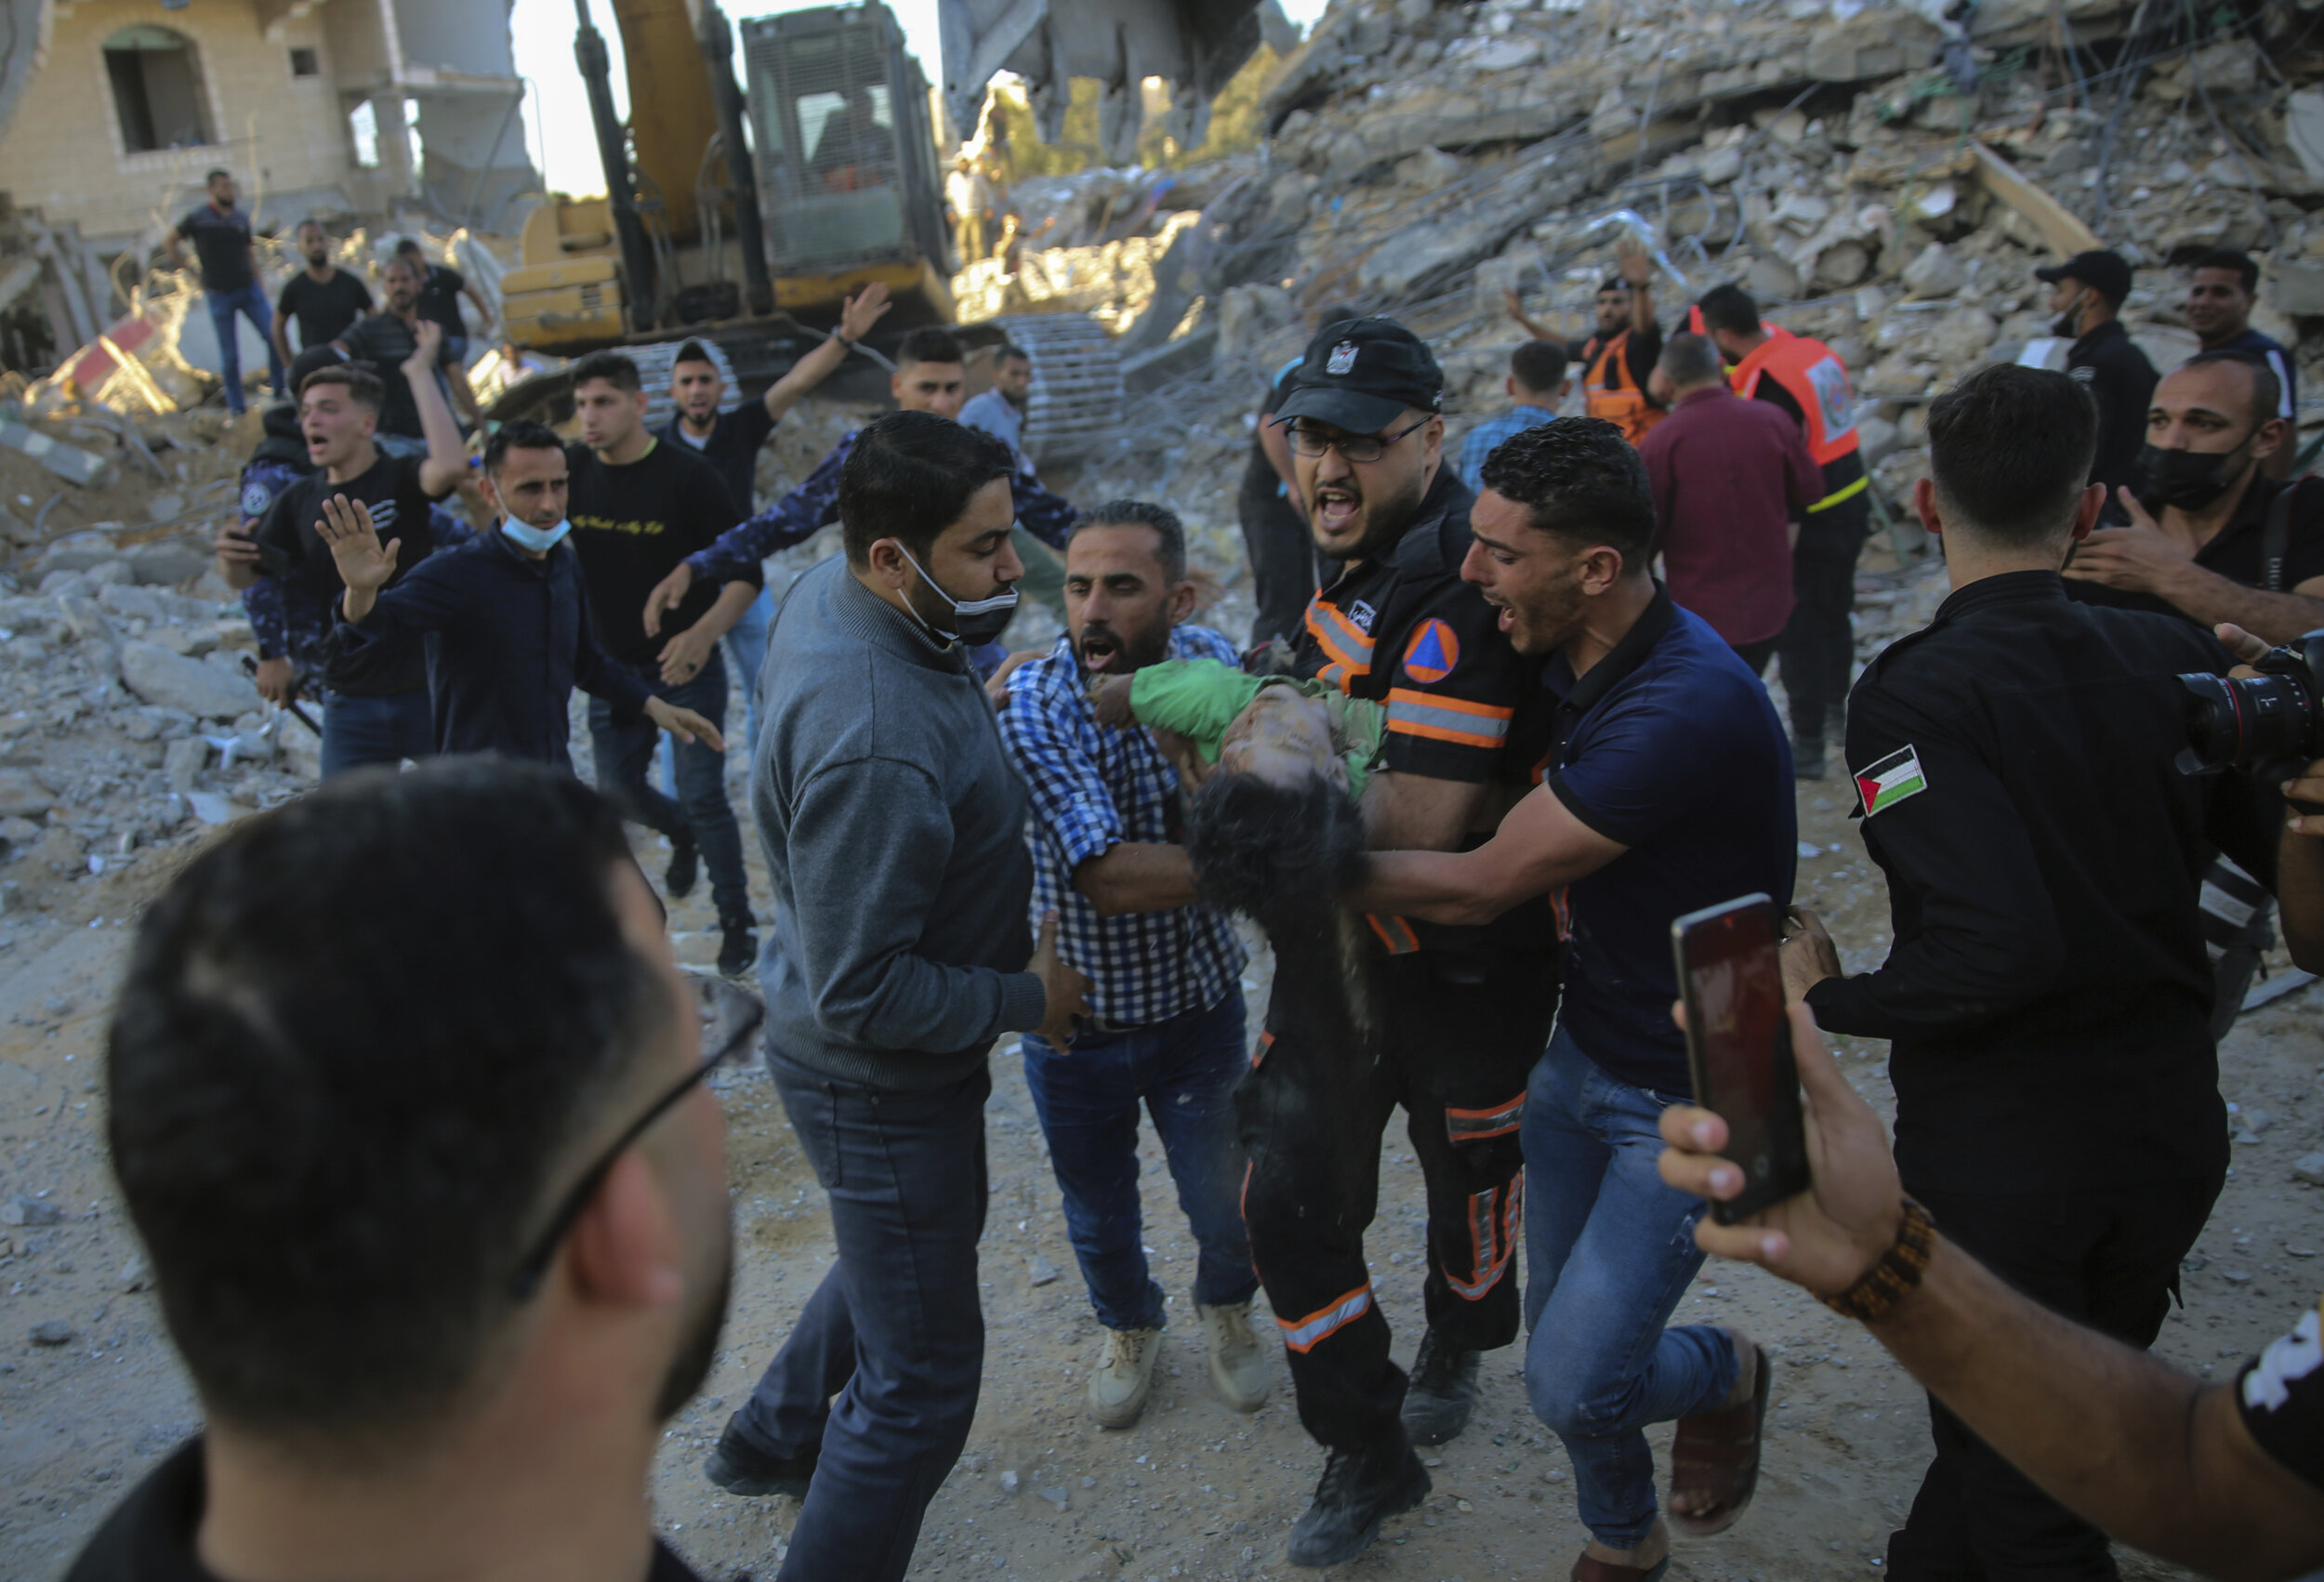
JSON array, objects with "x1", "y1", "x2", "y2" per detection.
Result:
[
  {"x1": 2038, "y1": 249, "x2": 2158, "y2": 524},
  {"x1": 1784, "y1": 363, "x2": 2268, "y2": 1579}
]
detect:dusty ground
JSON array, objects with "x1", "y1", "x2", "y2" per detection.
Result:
[{"x1": 0, "y1": 554, "x2": 2314, "y2": 1581}]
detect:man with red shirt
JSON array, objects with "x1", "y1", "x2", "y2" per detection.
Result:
[{"x1": 1639, "y1": 332, "x2": 1819, "y2": 673}]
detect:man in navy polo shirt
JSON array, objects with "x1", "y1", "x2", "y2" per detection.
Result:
[{"x1": 1358, "y1": 417, "x2": 1795, "y2": 1579}]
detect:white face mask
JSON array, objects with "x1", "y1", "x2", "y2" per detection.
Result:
[
  {"x1": 502, "y1": 517, "x2": 572, "y2": 553},
  {"x1": 892, "y1": 541, "x2": 1018, "y2": 645}
]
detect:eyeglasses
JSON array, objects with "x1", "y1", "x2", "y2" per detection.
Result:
[
  {"x1": 507, "y1": 973, "x2": 764, "y2": 1301},
  {"x1": 1286, "y1": 416, "x2": 1432, "y2": 463}
]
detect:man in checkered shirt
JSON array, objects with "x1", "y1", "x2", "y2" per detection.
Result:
[{"x1": 996, "y1": 499, "x2": 1271, "y2": 1431}]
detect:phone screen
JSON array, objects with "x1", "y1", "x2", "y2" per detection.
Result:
[{"x1": 1671, "y1": 894, "x2": 1812, "y2": 1222}]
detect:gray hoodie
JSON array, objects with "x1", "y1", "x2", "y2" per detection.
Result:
[{"x1": 750, "y1": 555, "x2": 1042, "y2": 1089}]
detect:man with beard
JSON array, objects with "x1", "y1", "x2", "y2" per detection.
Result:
[
  {"x1": 995, "y1": 499, "x2": 1269, "y2": 1430},
  {"x1": 959, "y1": 343, "x2": 1033, "y2": 457},
  {"x1": 68, "y1": 758, "x2": 738, "y2": 1582},
  {"x1": 2185, "y1": 248, "x2": 2298, "y2": 480},
  {"x1": 335, "y1": 255, "x2": 456, "y2": 454},
  {"x1": 271, "y1": 220, "x2": 371, "y2": 364},
  {"x1": 2062, "y1": 349, "x2": 2324, "y2": 1037},
  {"x1": 1241, "y1": 316, "x2": 1555, "y2": 1568},
  {"x1": 702, "y1": 411, "x2": 1087, "y2": 1582},
  {"x1": 1355, "y1": 417, "x2": 1794, "y2": 1581}
]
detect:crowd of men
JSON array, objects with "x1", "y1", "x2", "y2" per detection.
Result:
[{"x1": 81, "y1": 198, "x2": 2324, "y2": 1582}]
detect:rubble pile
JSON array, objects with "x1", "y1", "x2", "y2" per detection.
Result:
[{"x1": 1021, "y1": 0, "x2": 2319, "y2": 593}]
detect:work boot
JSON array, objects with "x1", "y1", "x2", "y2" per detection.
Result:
[
  {"x1": 717, "y1": 910, "x2": 758, "y2": 979},
  {"x1": 665, "y1": 831, "x2": 699, "y2": 900},
  {"x1": 1791, "y1": 734, "x2": 1826, "y2": 781},
  {"x1": 1401, "y1": 1327, "x2": 1480, "y2": 1446},
  {"x1": 1088, "y1": 1324, "x2": 1164, "y2": 1428},
  {"x1": 1197, "y1": 1299, "x2": 1270, "y2": 1412},
  {"x1": 1287, "y1": 1435, "x2": 1431, "y2": 1567},
  {"x1": 704, "y1": 1421, "x2": 816, "y2": 1498}
]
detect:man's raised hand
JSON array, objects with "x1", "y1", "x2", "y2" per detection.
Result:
[
  {"x1": 401, "y1": 319, "x2": 443, "y2": 378},
  {"x1": 838, "y1": 282, "x2": 892, "y2": 344},
  {"x1": 316, "y1": 494, "x2": 399, "y2": 621},
  {"x1": 643, "y1": 562, "x2": 695, "y2": 638}
]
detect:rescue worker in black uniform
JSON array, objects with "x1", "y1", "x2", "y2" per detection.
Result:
[
  {"x1": 1243, "y1": 318, "x2": 1556, "y2": 1568},
  {"x1": 1781, "y1": 364, "x2": 2274, "y2": 1579},
  {"x1": 2038, "y1": 248, "x2": 2159, "y2": 525}
]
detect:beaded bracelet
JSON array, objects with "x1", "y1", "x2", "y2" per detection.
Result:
[{"x1": 1819, "y1": 1198, "x2": 1936, "y2": 1323}]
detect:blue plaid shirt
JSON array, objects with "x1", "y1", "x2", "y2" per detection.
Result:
[
  {"x1": 1457, "y1": 403, "x2": 1559, "y2": 492},
  {"x1": 998, "y1": 627, "x2": 1248, "y2": 1027}
]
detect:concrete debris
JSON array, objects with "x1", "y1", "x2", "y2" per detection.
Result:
[
  {"x1": 29, "y1": 1320, "x2": 74, "y2": 1347},
  {"x1": 118, "y1": 642, "x2": 260, "y2": 721},
  {"x1": 3, "y1": 1196, "x2": 61, "y2": 1226}
]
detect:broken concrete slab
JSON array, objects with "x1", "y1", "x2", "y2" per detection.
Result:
[
  {"x1": 118, "y1": 641, "x2": 260, "y2": 720},
  {"x1": 0, "y1": 420, "x2": 111, "y2": 488},
  {"x1": 1971, "y1": 141, "x2": 2101, "y2": 259}
]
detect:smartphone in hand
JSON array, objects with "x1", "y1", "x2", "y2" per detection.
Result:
[{"x1": 1671, "y1": 894, "x2": 1813, "y2": 1224}]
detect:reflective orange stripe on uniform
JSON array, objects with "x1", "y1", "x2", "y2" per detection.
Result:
[
  {"x1": 1303, "y1": 600, "x2": 1374, "y2": 691},
  {"x1": 1445, "y1": 1092, "x2": 1526, "y2": 1143},
  {"x1": 1446, "y1": 1181, "x2": 1520, "y2": 1301},
  {"x1": 1251, "y1": 1030, "x2": 1274, "y2": 1070},
  {"x1": 1365, "y1": 913, "x2": 1420, "y2": 955},
  {"x1": 1584, "y1": 329, "x2": 1667, "y2": 447},
  {"x1": 1386, "y1": 688, "x2": 1512, "y2": 749},
  {"x1": 1278, "y1": 1282, "x2": 1374, "y2": 1351},
  {"x1": 1730, "y1": 331, "x2": 1860, "y2": 468}
]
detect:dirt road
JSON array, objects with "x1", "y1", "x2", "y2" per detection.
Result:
[{"x1": 1, "y1": 591, "x2": 2311, "y2": 1580}]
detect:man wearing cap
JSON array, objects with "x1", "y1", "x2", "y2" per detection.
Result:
[
  {"x1": 1508, "y1": 239, "x2": 1664, "y2": 446},
  {"x1": 1241, "y1": 316, "x2": 1554, "y2": 1567},
  {"x1": 2038, "y1": 249, "x2": 2158, "y2": 523}
]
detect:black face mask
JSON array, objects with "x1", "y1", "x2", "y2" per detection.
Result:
[{"x1": 2135, "y1": 434, "x2": 2256, "y2": 512}]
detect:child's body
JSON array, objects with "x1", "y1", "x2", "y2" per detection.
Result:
[{"x1": 1094, "y1": 658, "x2": 1384, "y2": 796}]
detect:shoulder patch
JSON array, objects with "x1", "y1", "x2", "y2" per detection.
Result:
[
  {"x1": 1401, "y1": 618, "x2": 1460, "y2": 684},
  {"x1": 1855, "y1": 745, "x2": 1928, "y2": 817},
  {"x1": 240, "y1": 480, "x2": 276, "y2": 518}
]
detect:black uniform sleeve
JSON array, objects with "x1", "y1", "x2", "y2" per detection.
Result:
[
  {"x1": 1376, "y1": 578, "x2": 1531, "y2": 783},
  {"x1": 1623, "y1": 323, "x2": 1665, "y2": 391},
  {"x1": 1802, "y1": 676, "x2": 2068, "y2": 1039},
  {"x1": 2236, "y1": 1296, "x2": 2324, "y2": 1493}
]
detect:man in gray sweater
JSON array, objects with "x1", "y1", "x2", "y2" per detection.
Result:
[{"x1": 706, "y1": 410, "x2": 1087, "y2": 1582}]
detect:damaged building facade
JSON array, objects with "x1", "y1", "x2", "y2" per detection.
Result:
[{"x1": 0, "y1": 0, "x2": 536, "y2": 250}]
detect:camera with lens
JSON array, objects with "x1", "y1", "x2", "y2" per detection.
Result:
[{"x1": 2176, "y1": 629, "x2": 2324, "y2": 782}]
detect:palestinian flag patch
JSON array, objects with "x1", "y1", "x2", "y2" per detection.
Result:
[{"x1": 1855, "y1": 745, "x2": 1928, "y2": 818}]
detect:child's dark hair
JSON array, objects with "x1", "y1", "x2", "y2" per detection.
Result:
[{"x1": 1185, "y1": 770, "x2": 1368, "y2": 925}]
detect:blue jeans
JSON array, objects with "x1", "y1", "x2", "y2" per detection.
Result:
[
  {"x1": 1523, "y1": 1022, "x2": 1739, "y2": 1548},
  {"x1": 585, "y1": 649, "x2": 749, "y2": 922},
  {"x1": 1023, "y1": 990, "x2": 1257, "y2": 1330},
  {"x1": 319, "y1": 688, "x2": 433, "y2": 779},
  {"x1": 206, "y1": 282, "x2": 284, "y2": 414},
  {"x1": 733, "y1": 1051, "x2": 990, "y2": 1582},
  {"x1": 720, "y1": 586, "x2": 773, "y2": 752}
]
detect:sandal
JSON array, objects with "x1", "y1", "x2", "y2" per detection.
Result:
[
  {"x1": 1571, "y1": 1554, "x2": 1670, "y2": 1582},
  {"x1": 1667, "y1": 1340, "x2": 1772, "y2": 1536}
]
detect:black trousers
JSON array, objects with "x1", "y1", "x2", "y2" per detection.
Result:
[
  {"x1": 1238, "y1": 947, "x2": 1555, "y2": 1452},
  {"x1": 1887, "y1": 1175, "x2": 2224, "y2": 1581},
  {"x1": 1237, "y1": 486, "x2": 1319, "y2": 649},
  {"x1": 1777, "y1": 516, "x2": 1868, "y2": 743}
]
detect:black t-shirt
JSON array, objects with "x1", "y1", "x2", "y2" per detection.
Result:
[
  {"x1": 2069, "y1": 474, "x2": 2324, "y2": 619},
  {"x1": 178, "y1": 204, "x2": 254, "y2": 293},
  {"x1": 275, "y1": 269, "x2": 372, "y2": 352},
  {"x1": 255, "y1": 449, "x2": 452, "y2": 695},
  {"x1": 415, "y1": 265, "x2": 467, "y2": 336},
  {"x1": 2238, "y1": 1296, "x2": 2324, "y2": 1494},
  {"x1": 337, "y1": 312, "x2": 428, "y2": 438},
  {"x1": 659, "y1": 401, "x2": 777, "y2": 513},
  {"x1": 566, "y1": 439, "x2": 755, "y2": 666},
  {"x1": 65, "y1": 1437, "x2": 706, "y2": 1582}
]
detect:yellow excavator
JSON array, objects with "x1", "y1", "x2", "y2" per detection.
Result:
[{"x1": 491, "y1": 0, "x2": 1274, "y2": 459}]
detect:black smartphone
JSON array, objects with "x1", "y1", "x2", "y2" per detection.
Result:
[{"x1": 1670, "y1": 893, "x2": 1813, "y2": 1224}]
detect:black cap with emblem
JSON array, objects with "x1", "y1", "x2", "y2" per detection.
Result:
[{"x1": 1272, "y1": 317, "x2": 1446, "y2": 436}]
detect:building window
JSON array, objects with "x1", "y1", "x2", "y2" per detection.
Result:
[
  {"x1": 102, "y1": 25, "x2": 214, "y2": 152},
  {"x1": 289, "y1": 47, "x2": 320, "y2": 78}
]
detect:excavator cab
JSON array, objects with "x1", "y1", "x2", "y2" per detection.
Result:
[{"x1": 742, "y1": 4, "x2": 952, "y2": 321}]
